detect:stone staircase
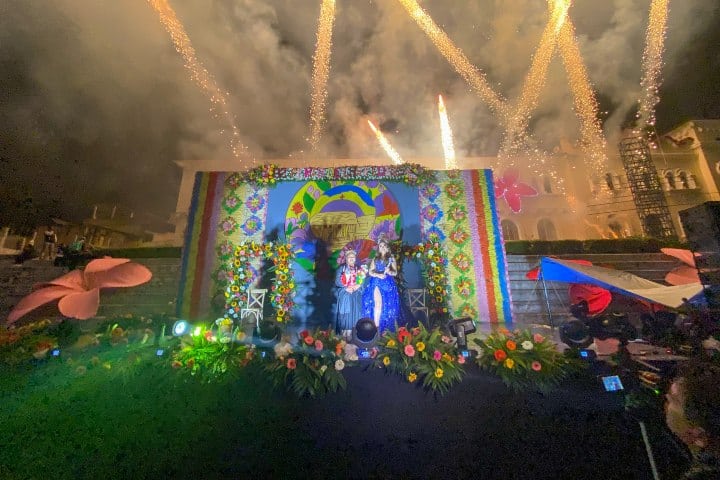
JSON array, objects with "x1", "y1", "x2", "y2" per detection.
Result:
[{"x1": 1, "y1": 253, "x2": 682, "y2": 325}]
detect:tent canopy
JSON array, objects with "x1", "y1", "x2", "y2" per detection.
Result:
[{"x1": 538, "y1": 257, "x2": 704, "y2": 309}]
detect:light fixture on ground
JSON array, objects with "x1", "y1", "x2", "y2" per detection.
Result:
[
  {"x1": 172, "y1": 320, "x2": 191, "y2": 337},
  {"x1": 448, "y1": 317, "x2": 476, "y2": 356},
  {"x1": 257, "y1": 320, "x2": 280, "y2": 344},
  {"x1": 353, "y1": 318, "x2": 378, "y2": 359}
]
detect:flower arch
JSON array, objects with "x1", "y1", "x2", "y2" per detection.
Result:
[{"x1": 224, "y1": 241, "x2": 297, "y2": 323}]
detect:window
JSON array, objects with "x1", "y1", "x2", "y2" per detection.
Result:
[
  {"x1": 664, "y1": 171, "x2": 676, "y2": 190},
  {"x1": 501, "y1": 219, "x2": 520, "y2": 241},
  {"x1": 677, "y1": 170, "x2": 696, "y2": 189},
  {"x1": 537, "y1": 219, "x2": 557, "y2": 241}
]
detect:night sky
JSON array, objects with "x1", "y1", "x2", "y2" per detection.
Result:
[{"x1": 1, "y1": 0, "x2": 718, "y2": 223}]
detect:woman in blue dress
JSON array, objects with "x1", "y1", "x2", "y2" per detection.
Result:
[
  {"x1": 335, "y1": 250, "x2": 364, "y2": 339},
  {"x1": 362, "y1": 236, "x2": 402, "y2": 332}
]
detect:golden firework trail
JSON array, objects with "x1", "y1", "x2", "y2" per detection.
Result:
[
  {"x1": 637, "y1": 0, "x2": 669, "y2": 130},
  {"x1": 500, "y1": 0, "x2": 572, "y2": 158},
  {"x1": 437, "y1": 95, "x2": 457, "y2": 170},
  {"x1": 309, "y1": 0, "x2": 337, "y2": 150},
  {"x1": 147, "y1": 0, "x2": 251, "y2": 162},
  {"x1": 396, "y1": 0, "x2": 508, "y2": 121},
  {"x1": 556, "y1": 19, "x2": 607, "y2": 177},
  {"x1": 367, "y1": 120, "x2": 404, "y2": 165}
]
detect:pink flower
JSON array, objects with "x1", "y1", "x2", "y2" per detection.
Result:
[
  {"x1": 441, "y1": 335, "x2": 451, "y2": 344},
  {"x1": 494, "y1": 168, "x2": 538, "y2": 213},
  {"x1": 531, "y1": 361, "x2": 542, "y2": 371},
  {"x1": 7, "y1": 258, "x2": 152, "y2": 323},
  {"x1": 286, "y1": 358, "x2": 297, "y2": 370},
  {"x1": 533, "y1": 333, "x2": 545, "y2": 343},
  {"x1": 370, "y1": 347, "x2": 379, "y2": 359},
  {"x1": 457, "y1": 355, "x2": 466, "y2": 365},
  {"x1": 404, "y1": 344, "x2": 416, "y2": 357},
  {"x1": 433, "y1": 350, "x2": 442, "y2": 361},
  {"x1": 304, "y1": 336, "x2": 314, "y2": 346},
  {"x1": 314, "y1": 340, "x2": 324, "y2": 351}
]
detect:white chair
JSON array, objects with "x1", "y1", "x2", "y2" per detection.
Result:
[
  {"x1": 240, "y1": 288, "x2": 267, "y2": 329},
  {"x1": 406, "y1": 288, "x2": 429, "y2": 320}
]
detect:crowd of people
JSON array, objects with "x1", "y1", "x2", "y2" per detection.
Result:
[{"x1": 13, "y1": 225, "x2": 95, "y2": 269}]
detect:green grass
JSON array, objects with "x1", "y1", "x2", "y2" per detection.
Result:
[{"x1": 0, "y1": 344, "x2": 344, "y2": 480}]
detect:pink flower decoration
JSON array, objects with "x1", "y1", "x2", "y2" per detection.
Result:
[
  {"x1": 494, "y1": 168, "x2": 538, "y2": 213},
  {"x1": 457, "y1": 355, "x2": 466, "y2": 365},
  {"x1": 433, "y1": 350, "x2": 442, "y2": 361},
  {"x1": 404, "y1": 344, "x2": 416, "y2": 357},
  {"x1": 314, "y1": 340, "x2": 324, "y2": 351},
  {"x1": 533, "y1": 333, "x2": 545, "y2": 343},
  {"x1": 531, "y1": 361, "x2": 542, "y2": 371},
  {"x1": 661, "y1": 248, "x2": 701, "y2": 285},
  {"x1": 7, "y1": 258, "x2": 152, "y2": 324}
]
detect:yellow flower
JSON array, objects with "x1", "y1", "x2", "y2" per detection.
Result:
[
  {"x1": 504, "y1": 358, "x2": 515, "y2": 369},
  {"x1": 416, "y1": 341, "x2": 425, "y2": 352},
  {"x1": 435, "y1": 367, "x2": 444, "y2": 378},
  {"x1": 382, "y1": 356, "x2": 391, "y2": 366},
  {"x1": 386, "y1": 339, "x2": 396, "y2": 348},
  {"x1": 408, "y1": 372, "x2": 418, "y2": 383},
  {"x1": 442, "y1": 352, "x2": 452, "y2": 362}
]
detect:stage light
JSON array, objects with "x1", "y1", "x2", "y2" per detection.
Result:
[
  {"x1": 257, "y1": 320, "x2": 280, "y2": 344},
  {"x1": 51, "y1": 349, "x2": 61, "y2": 357},
  {"x1": 353, "y1": 318, "x2": 378, "y2": 358},
  {"x1": 559, "y1": 319, "x2": 592, "y2": 349},
  {"x1": 448, "y1": 317, "x2": 476, "y2": 352},
  {"x1": 172, "y1": 320, "x2": 191, "y2": 337}
]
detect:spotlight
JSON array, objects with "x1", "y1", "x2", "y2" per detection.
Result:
[
  {"x1": 448, "y1": 317, "x2": 476, "y2": 353},
  {"x1": 257, "y1": 320, "x2": 280, "y2": 344},
  {"x1": 172, "y1": 320, "x2": 191, "y2": 337},
  {"x1": 559, "y1": 319, "x2": 592, "y2": 349},
  {"x1": 353, "y1": 318, "x2": 378, "y2": 358}
]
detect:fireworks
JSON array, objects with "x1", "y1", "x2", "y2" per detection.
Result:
[
  {"x1": 437, "y1": 95, "x2": 457, "y2": 170},
  {"x1": 309, "y1": 0, "x2": 337, "y2": 150},
  {"x1": 397, "y1": 0, "x2": 508, "y2": 121},
  {"x1": 636, "y1": 0, "x2": 669, "y2": 130},
  {"x1": 556, "y1": 19, "x2": 608, "y2": 178},
  {"x1": 367, "y1": 120, "x2": 404, "y2": 165},
  {"x1": 147, "y1": 0, "x2": 251, "y2": 162}
]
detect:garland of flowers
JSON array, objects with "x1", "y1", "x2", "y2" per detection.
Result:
[
  {"x1": 473, "y1": 328, "x2": 583, "y2": 392},
  {"x1": 228, "y1": 163, "x2": 436, "y2": 188},
  {"x1": 398, "y1": 236, "x2": 451, "y2": 320},
  {"x1": 224, "y1": 241, "x2": 296, "y2": 323},
  {"x1": 374, "y1": 324, "x2": 465, "y2": 394},
  {"x1": 265, "y1": 327, "x2": 358, "y2": 397}
]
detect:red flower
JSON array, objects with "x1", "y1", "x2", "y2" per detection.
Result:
[
  {"x1": 286, "y1": 358, "x2": 297, "y2": 369},
  {"x1": 304, "y1": 336, "x2": 314, "y2": 346},
  {"x1": 494, "y1": 349, "x2": 507, "y2": 362},
  {"x1": 397, "y1": 328, "x2": 411, "y2": 343},
  {"x1": 300, "y1": 330, "x2": 310, "y2": 339},
  {"x1": 291, "y1": 202, "x2": 304, "y2": 215}
]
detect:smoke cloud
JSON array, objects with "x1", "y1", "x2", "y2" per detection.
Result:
[{"x1": 0, "y1": 0, "x2": 717, "y2": 222}]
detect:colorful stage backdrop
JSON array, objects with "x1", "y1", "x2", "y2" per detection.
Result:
[{"x1": 177, "y1": 165, "x2": 512, "y2": 325}]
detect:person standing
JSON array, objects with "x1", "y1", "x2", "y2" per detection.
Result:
[
  {"x1": 40, "y1": 226, "x2": 57, "y2": 261},
  {"x1": 335, "y1": 250, "x2": 365, "y2": 340},
  {"x1": 361, "y1": 235, "x2": 402, "y2": 332}
]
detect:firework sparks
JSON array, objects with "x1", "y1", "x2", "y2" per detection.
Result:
[
  {"x1": 556, "y1": 19, "x2": 607, "y2": 178},
  {"x1": 309, "y1": 0, "x2": 337, "y2": 150},
  {"x1": 500, "y1": 0, "x2": 571, "y2": 158},
  {"x1": 147, "y1": 0, "x2": 251, "y2": 162},
  {"x1": 397, "y1": 0, "x2": 508, "y2": 120},
  {"x1": 367, "y1": 120, "x2": 404, "y2": 165},
  {"x1": 437, "y1": 95, "x2": 457, "y2": 170},
  {"x1": 636, "y1": 0, "x2": 669, "y2": 130}
]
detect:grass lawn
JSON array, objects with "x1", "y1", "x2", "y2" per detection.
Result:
[{"x1": 0, "y1": 341, "x2": 690, "y2": 479}]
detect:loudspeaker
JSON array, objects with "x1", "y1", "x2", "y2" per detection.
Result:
[{"x1": 679, "y1": 202, "x2": 720, "y2": 306}]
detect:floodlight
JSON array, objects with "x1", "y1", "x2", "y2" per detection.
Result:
[
  {"x1": 448, "y1": 317, "x2": 476, "y2": 351},
  {"x1": 172, "y1": 320, "x2": 191, "y2": 337}
]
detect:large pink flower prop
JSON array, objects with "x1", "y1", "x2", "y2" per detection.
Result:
[
  {"x1": 494, "y1": 169, "x2": 538, "y2": 213},
  {"x1": 661, "y1": 248, "x2": 700, "y2": 285},
  {"x1": 7, "y1": 258, "x2": 152, "y2": 324}
]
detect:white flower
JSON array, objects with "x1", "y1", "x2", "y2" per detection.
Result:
[
  {"x1": 428, "y1": 249, "x2": 434, "y2": 256},
  {"x1": 430, "y1": 262, "x2": 436, "y2": 268},
  {"x1": 521, "y1": 341, "x2": 534, "y2": 350},
  {"x1": 335, "y1": 359, "x2": 345, "y2": 371},
  {"x1": 273, "y1": 341, "x2": 293, "y2": 357},
  {"x1": 343, "y1": 343, "x2": 358, "y2": 362}
]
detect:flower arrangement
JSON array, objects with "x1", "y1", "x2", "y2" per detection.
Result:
[
  {"x1": 0, "y1": 319, "x2": 57, "y2": 364},
  {"x1": 474, "y1": 328, "x2": 582, "y2": 392},
  {"x1": 399, "y1": 237, "x2": 451, "y2": 320},
  {"x1": 172, "y1": 323, "x2": 254, "y2": 383},
  {"x1": 224, "y1": 241, "x2": 296, "y2": 323},
  {"x1": 374, "y1": 324, "x2": 465, "y2": 394},
  {"x1": 236, "y1": 164, "x2": 435, "y2": 187},
  {"x1": 265, "y1": 327, "x2": 358, "y2": 397}
]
